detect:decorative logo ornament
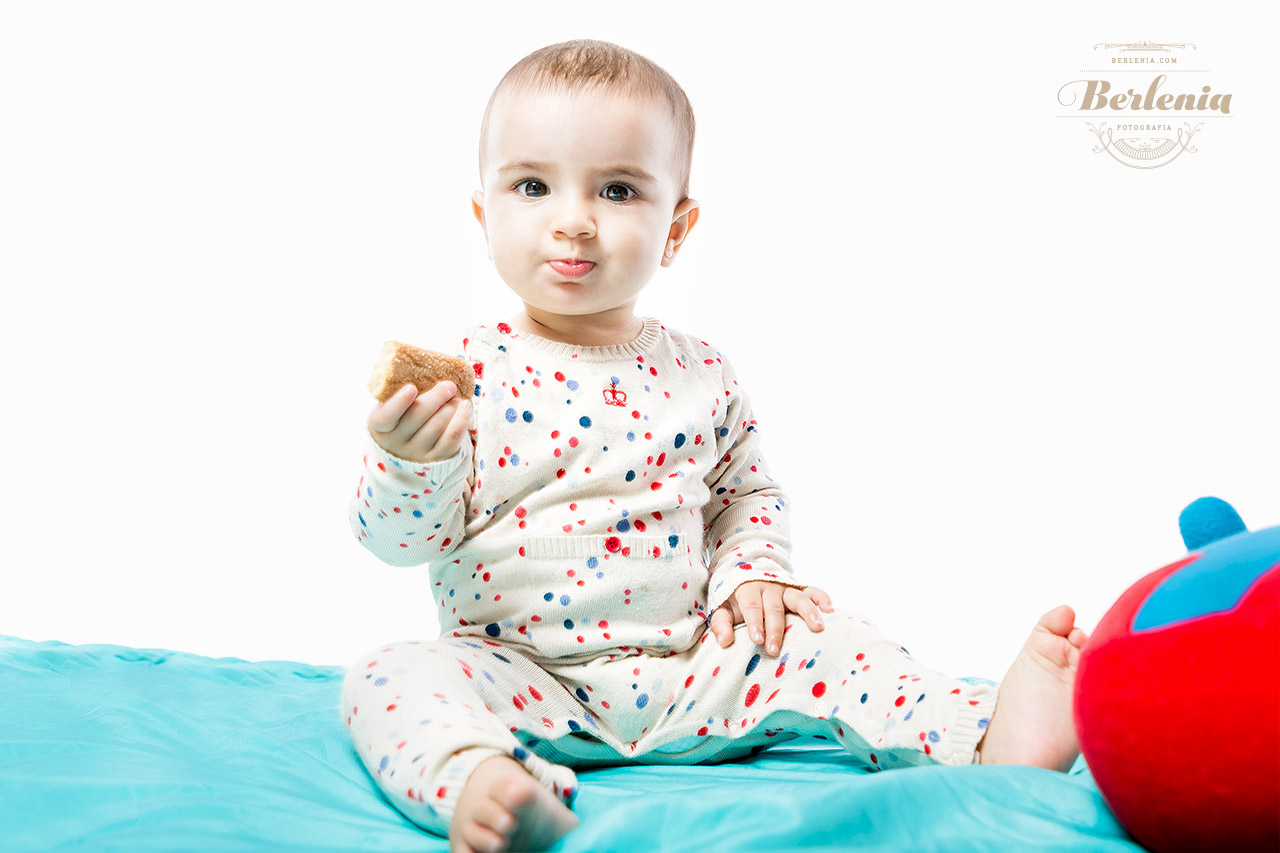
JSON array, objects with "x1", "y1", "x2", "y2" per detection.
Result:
[
  {"x1": 1057, "y1": 41, "x2": 1232, "y2": 170},
  {"x1": 603, "y1": 379, "x2": 627, "y2": 407}
]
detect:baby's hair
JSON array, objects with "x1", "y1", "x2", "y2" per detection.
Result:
[{"x1": 478, "y1": 39, "x2": 696, "y2": 202}]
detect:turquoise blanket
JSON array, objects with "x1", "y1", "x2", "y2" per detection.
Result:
[{"x1": 0, "y1": 634, "x2": 1145, "y2": 851}]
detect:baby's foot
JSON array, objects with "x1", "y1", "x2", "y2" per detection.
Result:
[
  {"x1": 976, "y1": 605, "x2": 1089, "y2": 772},
  {"x1": 449, "y1": 754, "x2": 581, "y2": 853}
]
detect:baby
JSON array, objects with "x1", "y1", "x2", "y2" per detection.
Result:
[{"x1": 342, "y1": 39, "x2": 1089, "y2": 853}]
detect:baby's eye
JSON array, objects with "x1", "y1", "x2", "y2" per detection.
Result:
[
  {"x1": 602, "y1": 182, "x2": 637, "y2": 203},
  {"x1": 514, "y1": 179, "x2": 548, "y2": 198}
]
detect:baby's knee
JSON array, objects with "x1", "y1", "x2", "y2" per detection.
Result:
[{"x1": 341, "y1": 640, "x2": 418, "y2": 707}]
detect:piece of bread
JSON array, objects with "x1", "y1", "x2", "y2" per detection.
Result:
[{"x1": 367, "y1": 340, "x2": 473, "y2": 403}]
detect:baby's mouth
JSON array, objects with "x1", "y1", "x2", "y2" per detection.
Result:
[{"x1": 548, "y1": 259, "x2": 596, "y2": 279}]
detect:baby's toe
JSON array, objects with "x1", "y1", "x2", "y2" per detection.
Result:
[{"x1": 1039, "y1": 605, "x2": 1077, "y2": 638}]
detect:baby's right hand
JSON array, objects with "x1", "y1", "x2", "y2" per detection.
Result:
[{"x1": 366, "y1": 381, "x2": 472, "y2": 464}]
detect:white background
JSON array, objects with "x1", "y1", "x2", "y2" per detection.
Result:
[{"x1": 2, "y1": 1, "x2": 1275, "y2": 680}]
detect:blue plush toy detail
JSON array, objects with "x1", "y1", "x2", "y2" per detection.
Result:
[{"x1": 1135, "y1": 498, "x2": 1280, "y2": 631}]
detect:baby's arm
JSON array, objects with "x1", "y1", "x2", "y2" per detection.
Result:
[
  {"x1": 350, "y1": 422, "x2": 473, "y2": 567},
  {"x1": 349, "y1": 343, "x2": 477, "y2": 567},
  {"x1": 701, "y1": 349, "x2": 806, "y2": 617}
]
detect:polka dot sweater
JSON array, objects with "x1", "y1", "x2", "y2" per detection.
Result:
[{"x1": 349, "y1": 316, "x2": 805, "y2": 664}]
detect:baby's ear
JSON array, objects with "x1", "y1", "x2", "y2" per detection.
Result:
[{"x1": 471, "y1": 190, "x2": 487, "y2": 227}]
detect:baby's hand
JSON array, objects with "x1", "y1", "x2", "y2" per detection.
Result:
[
  {"x1": 366, "y1": 381, "x2": 471, "y2": 464},
  {"x1": 709, "y1": 582, "x2": 835, "y2": 657}
]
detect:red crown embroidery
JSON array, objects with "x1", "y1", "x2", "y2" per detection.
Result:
[{"x1": 603, "y1": 380, "x2": 626, "y2": 406}]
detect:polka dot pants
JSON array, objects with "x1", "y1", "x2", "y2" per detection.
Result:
[{"x1": 340, "y1": 608, "x2": 998, "y2": 838}]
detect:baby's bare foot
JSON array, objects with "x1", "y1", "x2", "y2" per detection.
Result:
[
  {"x1": 976, "y1": 605, "x2": 1089, "y2": 772},
  {"x1": 449, "y1": 754, "x2": 580, "y2": 853}
]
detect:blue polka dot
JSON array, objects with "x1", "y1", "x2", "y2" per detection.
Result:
[
  {"x1": 510, "y1": 454, "x2": 520, "y2": 465},
  {"x1": 564, "y1": 619, "x2": 574, "y2": 629},
  {"x1": 505, "y1": 408, "x2": 517, "y2": 423},
  {"x1": 575, "y1": 688, "x2": 590, "y2": 703},
  {"x1": 485, "y1": 623, "x2": 500, "y2": 637},
  {"x1": 543, "y1": 592, "x2": 554, "y2": 601},
  {"x1": 978, "y1": 718, "x2": 990, "y2": 729},
  {"x1": 617, "y1": 519, "x2": 631, "y2": 532},
  {"x1": 374, "y1": 677, "x2": 388, "y2": 687},
  {"x1": 860, "y1": 693, "x2": 869, "y2": 704},
  {"x1": 378, "y1": 755, "x2": 389, "y2": 772},
  {"x1": 928, "y1": 731, "x2": 940, "y2": 743},
  {"x1": 522, "y1": 410, "x2": 533, "y2": 423},
  {"x1": 560, "y1": 594, "x2": 571, "y2": 605},
  {"x1": 626, "y1": 432, "x2": 635, "y2": 441},
  {"x1": 669, "y1": 535, "x2": 679, "y2": 547},
  {"x1": 579, "y1": 416, "x2": 592, "y2": 428},
  {"x1": 513, "y1": 747, "x2": 529, "y2": 761},
  {"x1": 611, "y1": 375, "x2": 620, "y2": 384},
  {"x1": 412, "y1": 509, "x2": 423, "y2": 518},
  {"x1": 566, "y1": 380, "x2": 579, "y2": 391},
  {"x1": 636, "y1": 693, "x2": 650, "y2": 709},
  {"x1": 587, "y1": 556, "x2": 598, "y2": 568},
  {"x1": 625, "y1": 470, "x2": 635, "y2": 481},
  {"x1": 674, "y1": 433, "x2": 686, "y2": 448},
  {"x1": 745, "y1": 653, "x2": 760, "y2": 676}
]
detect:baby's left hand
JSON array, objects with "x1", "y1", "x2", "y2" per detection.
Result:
[{"x1": 709, "y1": 581, "x2": 835, "y2": 657}]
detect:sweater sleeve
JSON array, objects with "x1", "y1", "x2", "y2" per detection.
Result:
[
  {"x1": 349, "y1": 439, "x2": 473, "y2": 567},
  {"x1": 701, "y1": 347, "x2": 806, "y2": 618},
  {"x1": 347, "y1": 328, "x2": 480, "y2": 567}
]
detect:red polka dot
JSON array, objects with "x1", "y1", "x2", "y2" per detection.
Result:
[
  {"x1": 895, "y1": 695, "x2": 906, "y2": 707},
  {"x1": 744, "y1": 684, "x2": 760, "y2": 707},
  {"x1": 812, "y1": 682, "x2": 827, "y2": 698}
]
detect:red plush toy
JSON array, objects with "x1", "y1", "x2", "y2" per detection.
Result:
[{"x1": 1073, "y1": 497, "x2": 1280, "y2": 852}]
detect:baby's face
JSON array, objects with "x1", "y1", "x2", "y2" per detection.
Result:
[{"x1": 473, "y1": 88, "x2": 697, "y2": 324}]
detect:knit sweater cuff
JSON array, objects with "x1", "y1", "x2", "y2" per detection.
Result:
[{"x1": 364, "y1": 436, "x2": 469, "y2": 491}]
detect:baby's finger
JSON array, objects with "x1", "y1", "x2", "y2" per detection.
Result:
[
  {"x1": 803, "y1": 586, "x2": 836, "y2": 613},
  {"x1": 764, "y1": 595, "x2": 787, "y2": 656},
  {"x1": 708, "y1": 608, "x2": 734, "y2": 647},
  {"x1": 405, "y1": 398, "x2": 465, "y2": 459},
  {"x1": 367, "y1": 383, "x2": 419, "y2": 433},
  {"x1": 737, "y1": 591, "x2": 766, "y2": 647},
  {"x1": 786, "y1": 588, "x2": 826, "y2": 631},
  {"x1": 387, "y1": 382, "x2": 457, "y2": 440}
]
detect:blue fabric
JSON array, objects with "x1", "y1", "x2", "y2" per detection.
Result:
[{"x1": 0, "y1": 634, "x2": 1147, "y2": 852}]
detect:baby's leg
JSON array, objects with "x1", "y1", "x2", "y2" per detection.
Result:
[
  {"x1": 670, "y1": 609, "x2": 1001, "y2": 770},
  {"x1": 340, "y1": 638, "x2": 580, "y2": 850}
]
